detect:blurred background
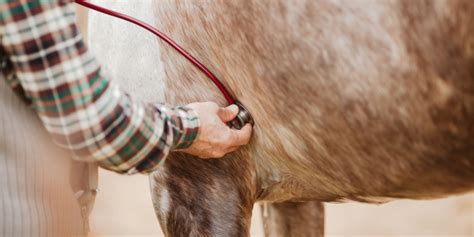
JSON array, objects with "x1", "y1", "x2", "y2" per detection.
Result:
[{"x1": 77, "y1": 2, "x2": 474, "y2": 236}]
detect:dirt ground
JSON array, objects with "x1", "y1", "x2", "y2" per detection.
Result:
[{"x1": 90, "y1": 170, "x2": 473, "y2": 237}]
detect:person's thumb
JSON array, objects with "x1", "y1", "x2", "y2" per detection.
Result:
[{"x1": 218, "y1": 104, "x2": 239, "y2": 122}]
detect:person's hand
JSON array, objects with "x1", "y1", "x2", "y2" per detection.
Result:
[{"x1": 178, "y1": 102, "x2": 253, "y2": 159}]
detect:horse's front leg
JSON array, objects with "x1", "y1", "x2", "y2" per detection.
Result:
[
  {"x1": 150, "y1": 152, "x2": 257, "y2": 237},
  {"x1": 261, "y1": 201, "x2": 325, "y2": 237}
]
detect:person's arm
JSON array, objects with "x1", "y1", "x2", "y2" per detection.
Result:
[{"x1": 0, "y1": 1, "x2": 251, "y2": 174}]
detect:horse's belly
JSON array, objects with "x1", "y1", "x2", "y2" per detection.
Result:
[{"x1": 152, "y1": 0, "x2": 474, "y2": 201}]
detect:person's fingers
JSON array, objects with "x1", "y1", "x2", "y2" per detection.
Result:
[
  {"x1": 217, "y1": 104, "x2": 239, "y2": 122},
  {"x1": 229, "y1": 123, "x2": 253, "y2": 146}
]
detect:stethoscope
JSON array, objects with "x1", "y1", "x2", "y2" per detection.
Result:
[{"x1": 75, "y1": 0, "x2": 254, "y2": 130}]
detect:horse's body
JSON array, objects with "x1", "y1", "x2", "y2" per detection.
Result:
[{"x1": 90, "y1": 0, "x2": 474, "y2": 236}]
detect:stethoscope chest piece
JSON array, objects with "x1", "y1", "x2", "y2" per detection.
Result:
[{"x1": 228, "y1": 102, "x2": 254, "y2": 130}]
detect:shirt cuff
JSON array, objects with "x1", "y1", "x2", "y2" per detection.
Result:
[{"x1": 169, "y1": 105, "x2": 200, "y2": 149}]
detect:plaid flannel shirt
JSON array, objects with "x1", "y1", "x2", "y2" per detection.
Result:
[{"x1": 0, "y1": 1, "x2": 199, "y2": 174}]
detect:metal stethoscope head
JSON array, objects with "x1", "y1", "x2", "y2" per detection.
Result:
[{"x1": 228, "y1": 102, "x2": 254, "y2": 130}]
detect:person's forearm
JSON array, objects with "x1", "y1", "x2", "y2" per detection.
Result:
[{"x1": 0, "y1": 1, "x2": 199, "y2": 174}]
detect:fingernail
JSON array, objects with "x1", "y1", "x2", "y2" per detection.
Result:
[{"x1": 228, "y1": 104, "x2": 239, "y2": 113}]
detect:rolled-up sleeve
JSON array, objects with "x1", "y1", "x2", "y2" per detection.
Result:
[{"x1": 0, "y1": 1, "x2": 199, "y2": 174}]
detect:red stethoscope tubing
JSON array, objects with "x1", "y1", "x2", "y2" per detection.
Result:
[{"x1": 75, "y1": 0, "x2": 236, "y2": 105}]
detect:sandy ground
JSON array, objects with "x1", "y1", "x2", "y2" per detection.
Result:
[
  {"x1": 90, "y1": 170, "x2": 473, "y2": 237},
  {"x1": 80, "y1": 2, "x2": 473, "y2": 236}
]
